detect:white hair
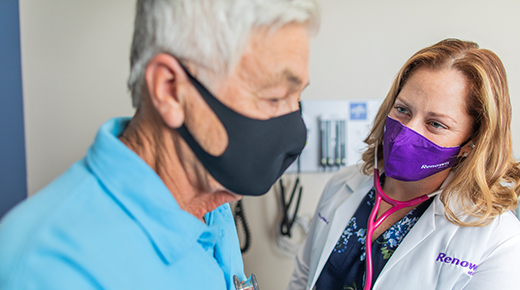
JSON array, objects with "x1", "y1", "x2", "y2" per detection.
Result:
[{"x1": 127, "y1": 0, "x2": 320, "y2": 108}]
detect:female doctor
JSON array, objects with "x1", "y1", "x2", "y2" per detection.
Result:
[{"x1": 287, "y1": 39, "x2": 520, "y2": 290}]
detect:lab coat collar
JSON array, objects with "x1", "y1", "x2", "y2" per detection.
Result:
[
  {"x1": 86, "y1": 117, "x2": 209, "y2": 264},
  {"x1": 432, "y1": 171, "x2": 454, "y2": 217},
  {"x1": 311, "y1": 169, "x2": 373, "y2": 288},
  {"x1": 339, "y1": 165, "x2": 372, "y2": 193}
]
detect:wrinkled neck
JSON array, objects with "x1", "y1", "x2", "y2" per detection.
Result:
[{"x1": 119, "y1": 107, "x2": 240, "y2": 221}]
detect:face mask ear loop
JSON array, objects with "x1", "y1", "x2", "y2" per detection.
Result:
[{"x1": 374, "y1": 140, "x2": 378, "y2": 170}]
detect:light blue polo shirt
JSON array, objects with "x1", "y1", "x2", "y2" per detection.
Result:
[{"x1": 0, "y1": 117, "x2": 246, "y2": 290}]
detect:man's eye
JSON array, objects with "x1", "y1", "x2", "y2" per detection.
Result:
[{"x1": 268, "y1": 98, "x2": 283, "y2": 105}]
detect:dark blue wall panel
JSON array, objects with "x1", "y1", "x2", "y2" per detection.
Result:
[{"x1": 0, "y1": 0, "x2": 27, "y2": 218}]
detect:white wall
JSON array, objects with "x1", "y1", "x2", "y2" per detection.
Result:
[
  {"x1": 20, "y1": 1, "x2": 520, "y2": 290},
  {"x1": 20, "y1": 0, "x2": 135, "y2": 195}
]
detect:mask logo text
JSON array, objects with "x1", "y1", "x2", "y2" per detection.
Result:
[{"x1": 421, "y1": 162, "x2": 450, "y2": 170}]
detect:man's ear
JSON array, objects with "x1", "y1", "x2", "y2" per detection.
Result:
[{"x1": 144, "y1": 54, "x2": 189, "y2": 129}]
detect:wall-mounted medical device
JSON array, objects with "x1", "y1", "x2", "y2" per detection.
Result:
[{"x1": 286, "y1": 99, "x2": 383, "y2": 173}]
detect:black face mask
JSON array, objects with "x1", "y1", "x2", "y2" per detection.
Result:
[{"x1": 176, "y1": 65, "x2": 307, "y2": 196}]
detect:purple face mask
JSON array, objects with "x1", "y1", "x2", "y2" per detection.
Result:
[{"x1": 383, "y1": 116, "x2": 461, "y2": 182}]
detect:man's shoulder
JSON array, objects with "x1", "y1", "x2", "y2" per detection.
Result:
[
  {"x1": 1, "y1": 158, "x2": 97, "y2": 237},
  {"x1": 0, "y1": 158, "x2": 131, "y2": 286}
]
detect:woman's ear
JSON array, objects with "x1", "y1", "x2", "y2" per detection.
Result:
[
  {"x1": 144, "y1": 54, "x2": 189, "y2": 129},
  {"x1": 460, "y1": 141, "x2": 475, "y2": 157}
]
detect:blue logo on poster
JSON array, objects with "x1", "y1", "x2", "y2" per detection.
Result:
[{"x1": 350, "y1": 103, "x2": 367, "y2": 120}]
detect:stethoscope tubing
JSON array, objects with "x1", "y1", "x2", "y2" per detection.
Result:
[{"x1": 364, "y1": 169, "x2": 440, "y2": 290}]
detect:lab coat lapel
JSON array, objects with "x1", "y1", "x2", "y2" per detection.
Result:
[
  {"x1": 311, "y1": 176, "x2": 373, "y2": 288},
  {"x1": 375, "y1": 196, "x2": 444, "y2": 286}
]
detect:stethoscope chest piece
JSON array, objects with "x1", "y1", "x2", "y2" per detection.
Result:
[{"x1": 234, "y1": 274, "x2": 259, "y2": 290}]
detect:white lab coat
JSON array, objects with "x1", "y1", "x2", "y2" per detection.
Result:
[{"x1": 287, "y1": 165, "x2": 520, "y2": 290}]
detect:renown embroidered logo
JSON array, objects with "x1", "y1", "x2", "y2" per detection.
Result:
[
  {"x1": 421, "y1": 162, "x2": 450, "y2": 170},
  {"x1": 436, "y1": 253, "x2": 478, "y2": 275}
]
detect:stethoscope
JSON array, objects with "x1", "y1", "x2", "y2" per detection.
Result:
[
  {"x1": 364, "y1": 143, "x2": 441, "y2": 290},
  {"x1": 234, "y1": 274, "x2": 259, "y2": 290}
]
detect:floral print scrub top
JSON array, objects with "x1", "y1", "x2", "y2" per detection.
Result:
[{"x1": 315, "y1": 186, "x2": 433, "y2": 290}]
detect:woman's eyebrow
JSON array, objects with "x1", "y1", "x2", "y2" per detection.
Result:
[
  {"x1": 428, "y1": 112, "x2": 458, "y2": 124},
  {"x1": 396, "y1": 97, "x2": 457, "y2": 124},
  {"x1": 394, "y1": 97, "x2": 413, "y2": 109}
]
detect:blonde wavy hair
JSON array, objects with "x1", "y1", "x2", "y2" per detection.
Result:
[{"x1": 361, "y1": 38, "x2": 520, "y2": 227}]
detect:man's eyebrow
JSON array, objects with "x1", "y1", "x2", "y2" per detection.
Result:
[
  {"x1": 258, "y1": 69, "x2": 308, "y2": 91},
  {"x1": 282, "y1": 69, "x2": 306, "y2": 88}
]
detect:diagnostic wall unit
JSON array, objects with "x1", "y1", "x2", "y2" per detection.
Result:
[{"x1": 287, "y1": 99, "x2": 383, "y2": 173}]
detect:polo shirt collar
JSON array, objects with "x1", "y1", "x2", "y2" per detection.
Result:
[{"x1": 86, "y1": 117, "x2": 209, "y2": 264}]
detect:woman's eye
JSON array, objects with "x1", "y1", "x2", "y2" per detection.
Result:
[
  {"x1": 395, "y1": 106, "x2": 408, "y2": 114},
  {"x1": 430, "y1": 121, "x2": 446, "y2": 129}
]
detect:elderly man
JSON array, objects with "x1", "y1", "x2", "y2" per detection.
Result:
[{"x1": 0, "y1": 0, "x2": 319, "y2": 289}]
